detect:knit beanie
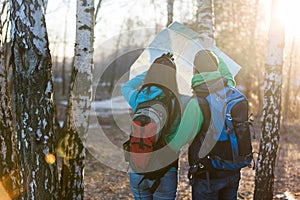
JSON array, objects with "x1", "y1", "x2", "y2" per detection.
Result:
[
  {"x1": 193, "y1": 50, "x2": 219, "y2": 73},
  {"x1": 143, "y1": 53, "x2": 178, "y2": 97}
]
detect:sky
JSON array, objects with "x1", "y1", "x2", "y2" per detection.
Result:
[
  {"x1": 45, "y1": 0, "x2": 300, "y2": 61},
  {"x1": 44, "y1": 0, "x2": 197, "y2": 60},
  {"x1": 45, "y1": 0, "x2": 76, "y2": 59},
  {"x1": 45, "y1": 0, "x2": 164, "y2": 60}
]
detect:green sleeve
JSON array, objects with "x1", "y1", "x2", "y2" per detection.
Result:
[
  {"x1": 217, "y1": 56, "x2": 236, "y2": 87},
  {"x1": 166, "y1": 98, "x2": 203, "y2": 152}
]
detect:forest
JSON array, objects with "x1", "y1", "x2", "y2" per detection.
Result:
[{"x1": 0, "y1": 0, "x2": 299, "y2": 199}]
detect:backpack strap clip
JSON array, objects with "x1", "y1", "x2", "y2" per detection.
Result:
[{"x1": 188, "y1": 162, "x2": 206, "y2": 185}]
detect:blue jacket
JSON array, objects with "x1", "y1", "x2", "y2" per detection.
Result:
[
  {"x1": 121, "y1": 71, "x2": 181, "y2": 148},
  {"x1": 121, "y1": 71, "x2": 163, "y2": 112}
]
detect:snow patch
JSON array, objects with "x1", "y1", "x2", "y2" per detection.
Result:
[{"x1": 60, "y1": 96, "x2": 130, "y2": 115}]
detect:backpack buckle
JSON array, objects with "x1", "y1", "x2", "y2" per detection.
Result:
[
  {"x1": 198, "y1": 163, "x2": 205, "y2": 169},
  {"x1": 226, "y1": 113, "x2": 232, "y2": 120},
  {"x1": 188, "y1": 164, "x2": 198, "y2": 185}
]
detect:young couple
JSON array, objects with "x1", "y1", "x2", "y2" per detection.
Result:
[{"x1": 121, "y1": 50, "x2": 240, "y2": 200}]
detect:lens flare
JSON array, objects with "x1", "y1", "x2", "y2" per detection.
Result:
[
  {"x1": 45, "y1": 153, "x2": 56, "y2": 164},
  {"x1": 0, "y1": 181, "x2": 11, "y2": 200}
]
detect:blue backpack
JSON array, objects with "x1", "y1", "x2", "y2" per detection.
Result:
[{"x1": 188, "y1": 78, "x2": 253, "y2": 181}]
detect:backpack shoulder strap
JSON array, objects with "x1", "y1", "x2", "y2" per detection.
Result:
[
  {"x1": 188, "y1": 95, "x2": 211, "y2": 166},
  {"x1": 158, "y1": 87, "x2": 179, "y2": 133},
  {"x1": 188, "y1": 78, "x2": 227, "y2": 166}
]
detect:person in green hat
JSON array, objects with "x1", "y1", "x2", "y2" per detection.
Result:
[
  {"x1": 189, "y1": 50, "x2": 240, "y2": 200},
  {"x1": 167, "y1": 50, "x2": 240, "y2": 200}
]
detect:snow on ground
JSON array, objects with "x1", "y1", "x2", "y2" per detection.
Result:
[
  {"x1": 59, "y1": 96, "x2": 131, "y2": 127},
  {"x1": 60, "y1": 96, "x2": 131, "y2": 116},
  {"x1": 92, "y1": 96, "x2": 130, "y2": 111}
]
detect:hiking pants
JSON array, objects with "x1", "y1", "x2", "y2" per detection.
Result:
[
  {"x1": 130, "y1": 168, "x2": 178, "y2": 200},
  {"x1": 191, "y1": 171, "x2": 241, "y2": 200}
]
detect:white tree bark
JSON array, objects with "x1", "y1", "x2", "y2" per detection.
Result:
[
  {"x1": 167, "y1": 0, "x2": 174, "y2": 27},
  {"x1": 195, "y1": 0, "x2": 215, "y2": 44},
  {"x1": 9, "y1": 0, "x2": 58, "y2": 199},
  {"x1": 254, "y1": 0, "x2": 285, "y2": 199},
  {"x1": 60, "y1": 0, "x2": 94, "y2": 199},
  {"x1": 0, "y1": 15, "x2": 20, "y2": 198}
]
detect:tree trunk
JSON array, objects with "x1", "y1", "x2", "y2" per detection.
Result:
[
  {"x1": 166, "y1": 0, "x2": 174, "y2": 27},
  {"x1": 60, "y1": 0, "x2": 94, "y2": 199},
  {"x1": 0, "y1": 12, "x2": 20, "y2": 199},
  {"x1": 61, "y1": 6, "x2": 70, "y2": 96},
  {"x1": 9, "y1": 0, "x2": 59, "y2": 199},
  {"x1": 195, "y1": 0, "x2": 215, "y2": 43},
  {"x1": 283, "y1": 36, "x2": 295, "y2": 122},
  {"x1": 254, "y1": 0, "x2": 285, "y2": 199},
  {"x1": 95, "y1": 0, "x2": 103, "y2": 24}
]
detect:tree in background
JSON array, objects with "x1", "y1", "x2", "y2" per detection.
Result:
[
  {"x1": 9, "y1": 0, "x2": 59, "y2": 198},
  {"x1": 195, "y1": 0, "x2": 215, "y2": 43},
  {"x1": 61, "y1": 4, "x2": 71, "y2": 96},
  {"x1": 0, "y1": 2, "x2": 20, "y2": 198},
  {"x1": 95, "y1": 0, "x2": 103, "y2": 24},
  {"x1": 254, "y1": 0, "x2": 285, "y2": 199},
  {"x1": 234, "y1": 0, "x2": 260, "y2": 106},
  {"x1": 214, "y1": 0, "x2": 267, "y2": 115},
  {"x1": 60, "y1": 0, "x2": 95, "y2": 198},
  {"x1": 167, "y1": 0, "x2": 174, "y2": 27},
  {"x1": 283, "y1": 36, "x2": 296, "y2": 123}
]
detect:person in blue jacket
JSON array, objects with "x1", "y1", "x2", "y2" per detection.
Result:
[{"x1": 121, "y1": 53, "x2": 181, "y2": 200}]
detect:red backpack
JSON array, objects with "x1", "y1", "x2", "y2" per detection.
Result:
[
  {"x1": 123, "y1": 86, "x2": 180, "y2": 193},
  {"x1": 124, "y1": 96, "x2": 180, "y2": 193},
  {"x1": 128, "y1": 100, "x2": 169, "y2": 173}
]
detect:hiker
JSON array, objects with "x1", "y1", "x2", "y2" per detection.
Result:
[
  {"x1": 165, "y1": 49, "x2": 250, "y2": 200},
  {"x1": 188, "y1": 50, "x2": 247, "y2": 200},
  {"x1": 121, "y1": 53, "x2": 181, "y2": 200}
]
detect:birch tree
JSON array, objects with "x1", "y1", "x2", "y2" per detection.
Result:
[
  {"x1": 0, "y1": 3, "x2": 20, "y2": 198},
  {"x1": 254, "y1": 0, "x2": 285, "y2": 199},
  {"x1": 95, "y1": 0, "x2": 103, "y2": 24},
  {"x1": 60, "y1": 0, "x2": 94, "y2": 199},
  {"x1": 166, "y1": 0, "x2": 174, "y2": 27},
  {"x1": 9, "y1": 0, "x2": 59, "y2": 199},
  {"x1": 195, "y1": 0, "x2": 215, "y2": 44}
]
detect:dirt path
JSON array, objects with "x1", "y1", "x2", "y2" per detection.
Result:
[{"x1": 84, "y1": 114, "x2": 300, "y2": 200}]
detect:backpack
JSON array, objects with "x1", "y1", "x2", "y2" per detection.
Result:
[
  {"x1": 188, "y1": 78, "x2": 253, "y2": 181},
  {"x1": 123, "y1": 88, "x2": 179, "y2": 191}
]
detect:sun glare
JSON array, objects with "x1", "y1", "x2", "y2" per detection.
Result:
[
  {"x1": 0, "y1": 182, "x2": 11, "y2": 200},
  {"x1": 279, "y1": 0, "x2": 300, "y2": 37}
]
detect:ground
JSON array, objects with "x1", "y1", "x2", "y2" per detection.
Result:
[{"x1": 83, "y1": 113, "x2": 300, "y2": 200}]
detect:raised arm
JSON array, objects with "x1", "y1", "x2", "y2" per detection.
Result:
[{"x1": 121, "y1": 71, "x2": 147, "y2": 108}]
